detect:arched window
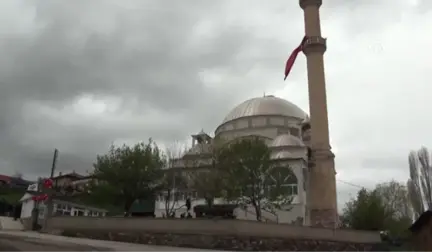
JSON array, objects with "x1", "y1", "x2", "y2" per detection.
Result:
[{"x1": 265, "y1": 167, "x2": 298, "y2": 197}]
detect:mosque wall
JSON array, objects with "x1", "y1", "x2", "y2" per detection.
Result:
[
  {"x1": 218, "y1": 127, "x2": 278, "y2": 142},
  {"x1": 154, "y1": 197, "x2": 305, "y2": 224},
  {"x1": 251, "y1": 116, "x2": 267, "y2": 127},
  {"x1": 215, "y1": 116, "x2": 303, "y2": 137},
  {"x1": 270, "y1": 117, "x2": 285, "y2": 126},
  {"x1": 279, "y1": 160, "x2": 307, "y2": 213}
]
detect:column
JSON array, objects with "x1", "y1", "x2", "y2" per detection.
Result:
[{"x1": 300, "y1": 0, "x2": 338, "y2": 228}]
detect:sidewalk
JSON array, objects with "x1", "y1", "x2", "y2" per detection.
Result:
[
  {"x1": 0, "y1": 217, "x2": 24, "y2": 231},
  {"x1": 0, "y1": 230, "x2": 211, "y2": 251}
]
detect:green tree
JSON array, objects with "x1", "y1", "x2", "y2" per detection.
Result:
[
  {"x1": 341, "y1": 188, "x2": 390, "y2": 231},
  {"x1": 217, "y1": 137, "x2": 294, "y2": 221},
  {"x1": 408, "y1": 147, "x2": 432, "y2": 217},
  {"x1": 190, "y1": 167, "x2": 224, "y2": 208},
  {"x1": 90, "y1": 140, "x2": 165, "y2": 214},
  {"x1": 342, "y1": 182, "x2": 412, "y2": 236}
]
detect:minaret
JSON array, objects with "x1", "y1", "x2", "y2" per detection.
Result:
[{"x1": 300, "y1": 0, "x2": 338, "y2": 228}]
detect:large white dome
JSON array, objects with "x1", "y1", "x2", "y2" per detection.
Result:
[{"x1": 221, "y1": 95, "x2": 307, "y2": 124}]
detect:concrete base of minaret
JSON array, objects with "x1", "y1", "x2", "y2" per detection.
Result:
[
  {"x1": 307, "y1": 148, "x2": 338, "y2": 228},
  {"x1": 310, "y1": 209, "x2": 338, "y2": 228}
]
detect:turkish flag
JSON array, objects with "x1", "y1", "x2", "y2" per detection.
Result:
[{"x1": 284, "y1": 36, "x2": 307, "y2": 81}]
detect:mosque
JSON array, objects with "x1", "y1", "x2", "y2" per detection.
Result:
[
  {"x1": 155, "y1": 95, "x2": 313, "y2": 225},
  {"x1": 156, "y1": 0, "x2": 338, "y2": 228}
]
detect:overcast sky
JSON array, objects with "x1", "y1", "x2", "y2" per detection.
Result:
[{"x1": 0, "y1": 0, "x2": 430, "y2": 209}]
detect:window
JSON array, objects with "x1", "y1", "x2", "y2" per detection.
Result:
[
  {"x1": 265, "y1": 167, "x2": 299, "y2": 198},
  {"x1": 277, "y1": 128, "x2": 290, "y2": 135},
  {"x1": 290, "y1": 127, "x2": 300, "y2": 137},
  {"x1": 187, "y1": 191, "x2": 197, "y2": 199},
  {"x1": 174, "y1": 191, "x2": 185, "y2": 201}
]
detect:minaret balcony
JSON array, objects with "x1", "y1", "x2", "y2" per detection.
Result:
[
  {"x1": 303, "y1": 36, "x2": 326, "y2": 55},
  {"x1": 299, "y1": 0, "x2": 322, "y2": 9}
]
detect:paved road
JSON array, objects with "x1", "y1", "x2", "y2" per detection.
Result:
[
  {"x1": 0, "y1": 237, "x2": 115, "y2": 252},
  {"x1": 0, "y1": 231, "x2": 230, "y2": 252}
]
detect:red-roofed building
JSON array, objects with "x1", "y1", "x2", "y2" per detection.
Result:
[
  {"x1": 0, "y1": 174, "x2": 33, "y2": 189},
  {"x1": 0, "y1": 174, "x2": 12, "y2": 186}
]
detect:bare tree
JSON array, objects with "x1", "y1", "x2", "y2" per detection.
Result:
[
  {"x1": 161, "y1": 141, "x2": 189, "y2": 217},
  {"x1": 408, "y1": 147, "x2": 432, "y2": 217},
  {"x1": 183, "y1": 137, "x2": 225, "y2": 208},
  {"x1": 374, "y1": 180, "x2": 413, "y2": 219}
]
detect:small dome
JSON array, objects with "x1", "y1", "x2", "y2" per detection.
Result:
[
  {"x1": 270, "y1": 134, "x2": 305, "y2": 148},
  {"x1": 221, "y1": 95, "x2": 307, "y2": 125},
  {"x1": 270, "y1": 151, "x2": 296, "y2": 159},
  {"x1": 302, "y1": 115, "x2": 310, "y2": 124}
]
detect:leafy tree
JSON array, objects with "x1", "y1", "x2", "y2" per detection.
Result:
[
  {"x1": 190, "y1": 168, "x2": 224, "y2": 208},
  {"x1": 217, "y1": 137, "x2": 294, "y2": 221},
  {"x1": 407, "y1": 147, "x2": 432, "y2": 217},
  {"x1": 90, "y1": 140, "x2": 165, "y2": 215},
  {"x1": 341, "y1": 188, "x2": 391, "y2": 231},
  {"x1": 342, "y1": 182, "x2": 412, "y2": 236}
]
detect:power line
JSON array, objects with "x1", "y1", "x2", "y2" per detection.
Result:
[{"x1": 336, "y1": 179, "x2": 366, "y2": 189}]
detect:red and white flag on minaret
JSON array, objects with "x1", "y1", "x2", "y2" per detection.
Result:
[{"x1": 284, "y1": 36, "x2": 307, "y2": 81}]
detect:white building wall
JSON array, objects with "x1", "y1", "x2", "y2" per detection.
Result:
[
  {"x1": 20, "y1": 199, "x2": 34, "y2": 219},
  {"x1": 235, "y1": 204, "x2": 304, "y2": 224},
  {"x1": 156, "y1": 196, "x2": 305, "y2": 224},
  {"x1": 19, "y1": 194, "x2": 106, "y2": 220},
  {"x1": 218, "y1": 127, "x2": 278, "y2": 141}
]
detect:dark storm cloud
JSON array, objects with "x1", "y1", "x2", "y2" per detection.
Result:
[{"x1": 0, "y1": 0, "x2": 288, "y2": 179}]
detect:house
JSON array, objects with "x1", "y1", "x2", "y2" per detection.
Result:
[
  {"x1": 19, "y1": 192, "x2": 107, "y2": 230},
  {"x1": 0, "y1": 175, "x2": 11, "y2": 186},
  {"x1": 0, "y1": 174, "x2": 33, "y2": 189},
  {"x1": 409, "y1": 210, "x2": 432, "y2": 251}
]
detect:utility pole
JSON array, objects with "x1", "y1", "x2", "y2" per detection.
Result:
[
  {"x1": 43, "y1": 149, "x2": 59, "y2": 231},
  {"x1": 50, "y1": 149, "x2": 59, "y2": 178}
]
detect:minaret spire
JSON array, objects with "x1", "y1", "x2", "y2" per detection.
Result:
[{"x1": 300, "y1": 0, "x2": 338, "y2": 228}]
